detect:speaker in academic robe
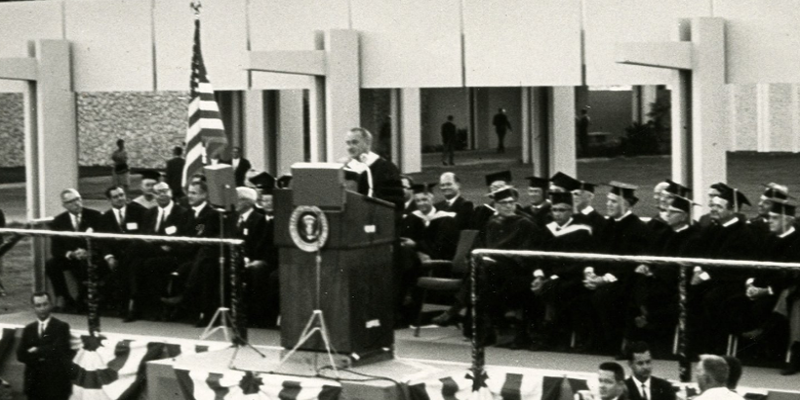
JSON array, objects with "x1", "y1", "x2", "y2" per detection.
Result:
[{"x1": 274, "y1": 162, "x2": 395, "y2": 360}]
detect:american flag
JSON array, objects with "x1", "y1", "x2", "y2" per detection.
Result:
[{"x1": 182, "y1": 14, "x2": 228, "y2": 187}]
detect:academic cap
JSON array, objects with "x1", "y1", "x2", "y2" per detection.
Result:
[
  {"x1": 248, "y1": 172, "x2": 276, "y2": 194},
  {"x1": 579, "y1": 181, "x2": 596, "y2": 193},
  {"x1": 550, "y1": 172, "x2": 581, "y2": 192},
  {"x1": 276, "y1": 175, "x2": 293, "y2": 189},
  {"x1": 668, "y1": 196, "x2": 697, "y2": 214},
  {"x1": 526, "y1": 176, "x2": 549, "y2": 190},
  {"x1": 412, "y1": 183, "x2": 436, "y2": 194},
  {"x1": 761, "y1": 183, "x2": 789, "y2": 201},
  {"x1": 485, "y1": 171, "x2": 512, "y2": 187},
  {"x1": 140, "y1": 170, "x2": 160, "y2": 181},
  {"x1": 489, "y1": 186, "x2": 519, "y2": 202},
  {"x1": 549, "y1": 191, "x2": 573, "y2": 206},
  {"x1": 769, "y1": 200, "x2": 796, "y2": 217},
  {"x1": 608, "y1": 181, "x2": 639, "y2": 206},
  {"x1": 665, "y1": 180, "x2": 691, "y2": 197},
  {"x1": 717, "y1": 186, "x2": 751, "y2": 210}
]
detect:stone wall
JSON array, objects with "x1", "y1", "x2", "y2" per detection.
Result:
[
  {"x1": 76, "y1": 91, "x2": 189, "y2": 169},
  {"x1": 0, "y1": 91, "x2": 189, "y2": 169},
  {"x1": 0, "y1": 93, "x2": 24, "y2": 168}
]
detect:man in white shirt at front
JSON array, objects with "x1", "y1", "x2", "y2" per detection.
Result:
[{"x1": 694, "y1": 355, "x2": 745, "y2": 400}]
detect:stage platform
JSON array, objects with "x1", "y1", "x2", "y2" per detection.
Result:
[{"x1": 0, "y1": 311, "x2": 799, "y2": 399}]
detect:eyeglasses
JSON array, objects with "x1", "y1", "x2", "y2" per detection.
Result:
[
  {"x1": 62, "y1": 197, "x2": 81, "y2": 205},
  {"x1": 496, "y1": 199, "x2": 516, "y2": 205},
  {"x1": 552, "y1": 207, "x2": 572, "y2": 212}
]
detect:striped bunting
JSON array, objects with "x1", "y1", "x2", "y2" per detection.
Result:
[
  {"x1": 70, "y1": 335, "x2": 220, "y2": 400},
  {"x1": 174, "y1": 368, "x2": 342, "y2": 400},
  {"x1": 407, "y1": 368, "x2": 588, "y2": 400},
  {"x1": 182, "y1": 16, "x2": 228, "y2": 187}
]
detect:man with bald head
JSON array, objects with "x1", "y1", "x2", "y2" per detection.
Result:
[
  {"x1": 45, "y1": 188, "x2": 103, "y2": 311},
  {"x1": 434, "y1": 172, "x2": 474, "y2": 230}
]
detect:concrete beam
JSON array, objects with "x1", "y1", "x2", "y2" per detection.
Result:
[
  {"x1": 324, "y1": 30, "x2": 360, "y2": 162},
  {"x1": 616, "y1": 42, "x2": 694, "y2": 71},
  {"x1": 247, "y1": 50, "x2": 327, "y2": 76},
  {"x1": 0, "y1": 58, "x2": 38, "y2": 81}
]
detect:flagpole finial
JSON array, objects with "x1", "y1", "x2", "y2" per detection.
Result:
[{"x1": 191, "y1": 0, "x2": 202, "y2": 18}]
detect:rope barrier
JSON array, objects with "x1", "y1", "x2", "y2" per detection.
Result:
[
  {"x1": 467, "y1": 248, "x2": 800, "y2": 387},
  {"x1": 0, "y1": 228, "x2": 243, "y2": 246}
]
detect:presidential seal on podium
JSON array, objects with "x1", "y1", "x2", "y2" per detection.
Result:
[{"x1": 289, "y1": 205, "x2": 329, "y2": 252}]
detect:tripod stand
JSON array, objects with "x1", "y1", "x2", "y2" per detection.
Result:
[
  {"x1": 201, "y1": 211, "x2": 265, "y2": 361},
  {"x1": 273, "y1": 208, "x2": 340, "y2": 377}
]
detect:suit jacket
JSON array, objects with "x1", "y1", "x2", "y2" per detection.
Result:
[
  {"x1": 183, "y1": 203, "x2": 221, "y2": 261},
  {"x1": 165, "y1": 157, "x2": 186, "y2": 198},
  {"x1": 625, "y1": 376, "x2": 677, "y2": 400},
  {"x1": 435, "y1": 196, "x2": 474, "y2": 231},
  {"x1": 17, "y1": 317, "x2": 73, "y2": 399},
  {"x1": 142, "y1": 202, "x2": 190, "y2": 236},
  {"x1": 237, "y1": 208, "x2": 271, "y2": 264},
  {"x1": 49, "y1": 208, "x2": 104, "y2": 259},
  {"x1": 98, "y1": 203, "x2": 147, "y2": 259}
]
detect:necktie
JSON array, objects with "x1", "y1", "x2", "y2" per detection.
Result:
[
  {"x1": 74, "y1": 214, "x2": 81, "y2": 231},
  {"x1": 641, "y1": 384, "x2": 647, "y2": 400},
  {"x1": 120, "y1": 208, "x2": 125, "y2": 223},
  {"x1": 238, "y1": 216, "x2": 245, "y2": 231},
  {"x1": 39, "y1": 322, "x2": 44, "y2": 338},
  {"x1": 156, "y1": 209, "x2": 165, "y2": 232},
  {"x1": 115, "y1": 209, "x2": 122, "y2": 226}
]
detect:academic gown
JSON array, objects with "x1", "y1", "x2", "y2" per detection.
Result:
[
  {"x1": 520, "y1": 202, "x2": 553, "y2": 228},
  {"x1": 434, "y1": 196, "x2": 475, "y2": 231}
]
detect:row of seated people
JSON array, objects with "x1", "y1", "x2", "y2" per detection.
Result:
[
  {"x1": 398, "y1": 169, "x2": 800, "y2": 375},
  {"x1": 44, "y1": 171, "x2": 280, "y2": 328}
]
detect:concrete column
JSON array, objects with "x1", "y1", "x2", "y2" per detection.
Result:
[
  {"x1": 690, "y1": 18, "x2": 727, "y2": 209},
  {"x1": 632, "y1": 86, "x2": 642, "y2": 122},
  {"x1": 399, "y1": 88, "x2": 421, "y2": 173},
  {"x1": 277, "y1": 90, "x2": 305, "y2": 175},
  {"x1": 642, "y1": 85, "x2": 658, "y2": 120},
  {"x1": 33, "y1": 41, "x2": 77, "y2": 219},
  {"x1": 309, "y1": 77, "x2": 326, "y2": 162},
  {"x1": 243, "y1": 90, "x2": 267, "y2": 171},
  {"x1": 530, "y1": 87, "x2": 548, "y2": 177},
  {"x1": 521, "y1": 88, "x2": 531, "y2": 164},
  {"x1": 389, "y1": 89, "x2": 401, "y2": 164},
  {"x1": 324, "y1": 30, "x2": 360, "y2": 162},
  {"x1": 549, "y1": 86, "x2": 576, "y2": 177},
  {"x1": 671, "y1": 19, "x2": 692, "y2": 188}
]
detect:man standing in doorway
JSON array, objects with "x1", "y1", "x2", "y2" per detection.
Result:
[
  {"x1": 441, "y1": 115, "x2": 457, "y2": 166},
  {"x1": 492, "y1": 108, "x2": 512, "y2": 153}
]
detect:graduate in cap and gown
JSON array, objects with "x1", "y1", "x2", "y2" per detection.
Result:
[
  {"x1": 690, "y1": 185, "x2": 758, "y2": 355},
  {"x1": 471, "y1": 171, "x2": 526, "y2": 245},
  {"x1": 528, "y1": 191, "x2": 595, "y2": 350},
  {"x1": 521, "y1": 176, "x2": 553, "y2": 227},
  {"x1": 480, "y1": 185, "x2": 545, "y2": 347},
  {"x1": 588, "y1": 181, "x2": 653, "y2": 354}
]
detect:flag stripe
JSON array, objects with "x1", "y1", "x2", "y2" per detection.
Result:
[
  {"x1": 501, "y1": 373, "x2": 523, "y2": 400},
  {"x1": 440, "y1": 376, "x2": 460, "y2": 400},
  {"x1": 182, "y1": 17, "x2": 228, "y2": 187}
]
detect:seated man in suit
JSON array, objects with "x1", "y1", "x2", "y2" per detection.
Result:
[
  {"x1": 163, "y1": 181, "x2": 221, "y2": 326},
  {"x1": 625, "y1": 341, "x2": 676, "y2": 400},
  {"x1": 236, "y1": 186, "x2": 279, "y2": 328},
  {"x1": 126, "y1": 182, "x2": 189, "y2": 321},
  {"x1": 434, "y1": 172, "x2": 474, "y2": 231},
  {"x1": 98, "y1": 186, "x2": 147, "y2": 314},
  {"x1": 45, "y1": 188, "x2": 104, "y2": 311}
]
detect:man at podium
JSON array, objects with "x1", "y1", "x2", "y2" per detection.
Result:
[{"x1": 344, "y1": 127, "x2": 404, "y2": 209}]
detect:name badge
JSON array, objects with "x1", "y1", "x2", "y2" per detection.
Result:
[
  {"x1": 165, "y1": 226, "x2": 177, "y2": 235},
  {"x1": 126, "y1": 222, "x2": 138, "y2": 230},
  {"x1": 243, "y1": 228, "x2": 249, "y2": 236}
]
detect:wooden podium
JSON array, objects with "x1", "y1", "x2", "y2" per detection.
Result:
[{"x1": 274, "y1": 163, "x2": 395, "y2": 362}]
